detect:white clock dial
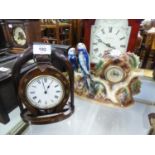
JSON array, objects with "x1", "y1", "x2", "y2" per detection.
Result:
[
  {"x1": 26, "y1": 75, "x2": 64, "y2": 109},
  {"x1": 13, "y1": 27, "x2": 27, "y2": 46},
  {"x1": 90, "y1": 26, "x2": 131, "y2": 63},
  {"x1": 95, "y1": 19, "x2": 128, "y2": 27},
  {"x1": 104, "y1": 66, "x2": 125, "y2": 83}
]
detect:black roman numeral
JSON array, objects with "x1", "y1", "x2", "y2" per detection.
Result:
[
  {"x1": 115, "y1": 30, "x2": 120, "y2": 35},
  {"x1": 94, "y1": 48, "x2": 98, "y2": 52},
  {"x1": 30, "y1": 91, "x2": 35, "y2": 94},
  {"x1": 101, "y1": 28, "x2": 105, "y2": 34},
  {"x1": 33, "y1": 96, "x2": 37, "y2": 100},
  {"x1": 44, "y1": 77, "x2": 47, "y2": 83},
  {"x1": 37, "y1": 80, "x2": 41, "y2": 84},
  {"x1": 93, "y1": 42, "x2": 97, "y2": 45},
  {"x1": 38, "y1": 99, "x2": 41, "y2": 103},
  {"x1": 98, "y1": 39, "x2": 102, "y2": 43},
  {"x1": 54, "y1": 84, "x2": 59, "y2": 88},
  {"x1": 120, "y1": 37, "x2": 125, "y2": 40},
  {"x1": 109, "y1": 27, "x2": 112, "y2": 33},
  {"x1": 120, "y1": 45, "x2": 126, "y2": 48},
  {"x1": 55, "y1": 95, "x2": 58, "y2": 99},
  {"x1": 32, "y1": 85, "x2": 36, "y2": 88},
  {"x1": 56, "y1": 90, "x2": 61, "y2": 93}
]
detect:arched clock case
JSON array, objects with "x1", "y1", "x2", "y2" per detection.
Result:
[{"x1": 12, "y1": 47, "x2": 74, "y2": 124}]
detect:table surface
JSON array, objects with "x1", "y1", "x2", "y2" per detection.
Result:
[{"x1": 23, "y1": 77, "x2": 155, "y2": 135}]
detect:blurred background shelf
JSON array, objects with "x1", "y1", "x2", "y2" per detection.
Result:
[{"x1": 40, "y1": 20, "x2": 72, "y2": 45}]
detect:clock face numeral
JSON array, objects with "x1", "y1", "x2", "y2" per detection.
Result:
[
  {"x1": 54, "y1": 84, "x2": 59, "y2": 88},
  {"x1": 26, "y1": 75, "x2": 64, "y2": 109},
  {"x1": 55, "y1": 95, "x2": 58, "y2": 99},
  {"x1": 120, "y1": 45, "x2": 126, "y2": 48},
  {"x1": 93, "y1": 42, "x2": 97, "y2": 45},
  {"x1": 109, "y1": 27, "x2": 112, "y2": 33},
  {"x1": 33, "y1": 96, "x2": 37, "y2": 100},
  {"x1": 94, "y1": 48, "x2": 99, "y2": 52},
  {"x1": 120, "y1": 37, "x2": 125, "y2": 40},
  {"x1": 44, "y1": 77, "x2": 47, "y2": 83},
  {"x1": 98, "y1": 38, "x2": 102, "y2": 43},
  {"x1": 101, "y1": 28, "x2": 105, "y2": 34},
  {"x1": 115, "y1": 30, "x2": 120, "y2": 35},
  {"x1": 51, "y1": 99, "x2": 54, "y2": 103},
  {"x1": 37, "y1": 80, "x2": 41, "y2": 84}
]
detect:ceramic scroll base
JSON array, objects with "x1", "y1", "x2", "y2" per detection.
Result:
[{"x1": 74, "y1": 71, "x2": 142, "y2": 108}]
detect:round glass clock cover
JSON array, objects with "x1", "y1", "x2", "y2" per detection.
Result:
[
  {"x1": 13, "y1": 27, "x2": 27, "y2": 46},
  {"x1": 104, "y1": 66, "x2": 125, "y2": 83},
  {"x1": 26, "y1": 75, "x2": 64, "y2": 109}
]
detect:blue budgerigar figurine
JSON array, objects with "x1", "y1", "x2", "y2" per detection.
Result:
[
  {"x1": 77, "y1": 42, "x2": 95, "y2": 94},
  {"x1": 77, "y1": 43, "x2": 90, "y2": 76},
  {"x1": 68, "y1": 47, "x2": 78, "y2": 71}
]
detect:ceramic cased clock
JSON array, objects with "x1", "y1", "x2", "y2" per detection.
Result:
[{"x1": 90, "y1": 19, "x2": 131, "y2": 64}]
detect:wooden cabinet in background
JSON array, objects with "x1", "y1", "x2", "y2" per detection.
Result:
[{"x1": 41, "y1": 21, "x2": 72, "y2": 45}]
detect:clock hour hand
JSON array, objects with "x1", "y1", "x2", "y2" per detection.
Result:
[
  {"x1": 18, "y1": 32, "x2": 26, "y2": 40},
  {"x1": 95, "y1": 35, "x2": 116, "y2": 49},
  {"x1": 47, "y1": 81, "x2": 53, "y2": 89},
  {"x1": 108, "y1": 45, "x2": 116, "y2": 49},
  {"x1": 103, "y1": 42, "x2": 116, "y2": 49}
]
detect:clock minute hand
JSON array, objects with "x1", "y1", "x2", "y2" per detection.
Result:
[
  {"x1": 106, "y1": 44, "x2": 116, "y2": 49},
  {"x1": 101, "y1": 41, "x2": 115, "y2": 49},
  {"x1": 95, "y1": 35, "x2": 116, "y2": 49},
  {"x1": 42, "y1": 80, "x2": 47, "y2": 94}
]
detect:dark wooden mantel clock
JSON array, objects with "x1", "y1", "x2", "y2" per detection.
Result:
[
  {"x1": 3, "y1": 19, "x2": 41, "y2": 54},
  {"x1": 12, "y1": 44, "x2": 74, "y2": 124}
]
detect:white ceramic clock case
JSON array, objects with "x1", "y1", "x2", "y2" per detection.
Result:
[
  {"x1": 26, "y1": 75, "x2": 64, "y2": 109},
  {"x1": 90, "y1": 25, "x2": 131, "y2": 64},
  {"x1": 13, "y1": 27, "x2": 27, "y2": 46}
]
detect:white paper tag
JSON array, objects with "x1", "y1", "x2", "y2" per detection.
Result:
[
  {"x1": 0, "y1": 67, "x2": 10, "y2": 72},
  {"x1": 8, "y1": 24, "x2": 13, "y2": 28},
  {"x1": 33, "y1": 43, "x2": 52, "y2": 55}
]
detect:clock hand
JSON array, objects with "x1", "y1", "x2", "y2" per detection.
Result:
[
  {"x1": 18, "y1": 32, "x2": 26, "y2": 40},
  {"x1": 95, "y1": 35, "x2": 116, "y2": 49},
  {"x1": 107, "y1": 44, "x2": 116, "y2": 49},
  {"x1": 42, "y1": 80, "x2": 47, "y2": 94},
  {"x1": 95, "y1": 35, "x2": 108, "y2": 46},
  {"x1": 47, "y1": 81, "x2": 53, "y2": 89},
  {"x1": 101, "y1": 41, "x2": 115, "y2": 49}
]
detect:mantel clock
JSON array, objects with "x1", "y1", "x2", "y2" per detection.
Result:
[{"x1": 12, "y1": 44, "x2": 74, "y2": 124}]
